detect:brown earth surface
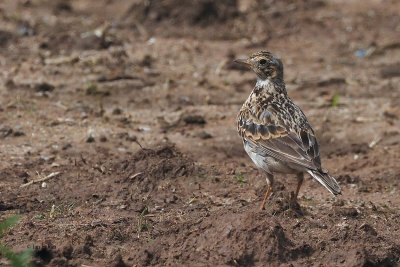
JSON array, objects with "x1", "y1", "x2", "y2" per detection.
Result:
[{"x1": 1, "y1": 0, "x2": 400, "y2": 266}]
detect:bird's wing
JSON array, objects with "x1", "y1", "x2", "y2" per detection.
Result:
[{"x1": 238, "y1": 108, "x2": 321, "y2": 171}]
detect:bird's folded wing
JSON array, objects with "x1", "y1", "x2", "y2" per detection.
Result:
[{"x1": 238, "y1": 114, "x2": 321, "y2": 171}]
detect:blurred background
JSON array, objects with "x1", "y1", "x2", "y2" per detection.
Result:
[{"x1": 0, "y1": 0, "x2": 399, "y2": 266}]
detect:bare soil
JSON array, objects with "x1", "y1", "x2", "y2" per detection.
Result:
[{"x1": 1, "y1": 0, "x2": 400, "y2": 266}]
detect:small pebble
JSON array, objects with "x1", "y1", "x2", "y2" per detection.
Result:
[
  {"x1": 35, "y1": 82, "x2": 54, "y2": 92},
  {"x1": 183, "y1": 115, "x2": 206, "y2": 125},
  {"x1": 112, "y1": 108, "x2": 122, "y2": 115},
  {"x1": 13, "y1": 131, "x2": 25, "y2": 137},
  {"x1": 16, "y1": 23, "x2": 35, "y2": 36},
  {"x1": 138, "y1": 126, "x2": 151, "y2": 131},
  {"x1": 0, "y1": 126, "x2": 13, "y2": 138},
  {"x1": 198, "y1": 131, "x2": 212, "y2": 139},
  {"x1": 126, "y1": 134, "x2": 137, "y2": 142}
]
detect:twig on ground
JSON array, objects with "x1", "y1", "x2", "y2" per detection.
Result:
[{"x1": 20, "y1": 172, "x2": 61, "y2": 188}]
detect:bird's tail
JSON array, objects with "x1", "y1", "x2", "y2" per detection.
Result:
[{"x1": 307, "y1": 169, "x2": 341, "y2": 195}]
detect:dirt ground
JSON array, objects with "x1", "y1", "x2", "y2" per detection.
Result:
[{"x1": 0, "y1": 0, "x2": 400, "y2": 266}]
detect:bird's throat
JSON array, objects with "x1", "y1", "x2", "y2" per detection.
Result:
[{"x1": 255, "y1": 78, "x2": 286, "y2": 95}]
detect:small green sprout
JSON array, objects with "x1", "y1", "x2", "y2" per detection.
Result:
[
  {"x1": 138, "y1": 206, "x2": 148, "y2": 232},
  {"x1": 0, "y1": 216, "x2": 33, "y2": 267},
  {"x1": 236, "y1": 172, "x2": 247, "y2": 187},
  {"x1": 332, "y1": 93, "x2": 339, "y2": 107},
  {"x1": 34, "y1": 214, "x2": 45, "y2": 220}
]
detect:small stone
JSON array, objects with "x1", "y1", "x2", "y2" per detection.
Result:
[
  {"x1": 86, "y1": 136, "x2": 95, "y2": 143},
  {"x1": 5, "y1": 79, "x2": 15, "y2": 88},
  {"x1": 35, "y1": 82, "x2": 55, "y2": 92},
  {"x1": 41, "y1": 182, "x2": 48, "y2": 188},
  {"x1": 178, "y1": 96, "x2": 192, "y2": 105},
  {"x1": 18, "y1": 171, "x2": 29, "y2": 179},
  {"x1": 0, "y1": 126, "x2": 13, "y2": 138},
  {"x1": 138, "y1": 126, "x2": 151, "y2": 131},
  {"x1": 140, "y1": 54, "x2": 153, "y2": 67},
  {"x1": 183, "y1": 114, "x2": 206, "y2": 125},
  {"x1": 55, "y1": 2, "x2": 72, "y2": 12},
  {"x1": 62, "y1": 143, "x2": 72, "y2": 150},
  {"x1": 112, "y1": 108, "x2": 123, "y2": 115},
  {"x1": 39, "y1": 42, "x2": 49, "y2": 49},
  {"x1": 198, "y1": 131, "x2": 212, "y2": 139},
  {"x1": 117, "y1": 132, "x2": 128, "y2": 139},
  {"x1": 383, "y1": 106, "x2": 398, "y2": 119},
  {"x1": 40, "y1": 155, "x2": 54, "y2": 161},
  {"x1": 13, "y1": 131, "x2": 25, "y2": 137},
  {"x1": 16, "y1": 22, "x2": 35, "y2": 36},
  {"x1": 0, "y1": 30, "x2": 14, "y2": 47},
  {"x1": 126, "y1": 134, "x2": 137, "y2": 142},
  {"x1": 81, "y1": 112, "x2": 88, "y2": 119}
]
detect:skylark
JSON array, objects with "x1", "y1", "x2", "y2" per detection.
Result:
[{"x1": 235, "y1": 51, "x2": 341, "y2": 210}]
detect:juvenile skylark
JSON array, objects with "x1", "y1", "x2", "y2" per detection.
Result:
[{"x1": 235, "y1": 51, "x2": 341, "y2": 210}]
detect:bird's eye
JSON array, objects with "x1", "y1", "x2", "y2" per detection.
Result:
[{"x1": 259, "y1": 59, "x2": 267, "y2": 65}]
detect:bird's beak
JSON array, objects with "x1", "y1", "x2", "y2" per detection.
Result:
[{"x1": 234, "y1": 58, "x2": 251, "y2": 68}]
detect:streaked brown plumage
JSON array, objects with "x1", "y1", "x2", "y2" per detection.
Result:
[{"x1": 235, "y1": 51, "x2": 341, "y2": 210}]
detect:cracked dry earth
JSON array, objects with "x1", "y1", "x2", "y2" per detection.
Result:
[{"x1": 0, "y1": 0, "x2": 400, "y2": 266}]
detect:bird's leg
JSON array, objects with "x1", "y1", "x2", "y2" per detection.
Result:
[
  {"x1": 260, "y1": 173, "x2": 274, "y2": 210},
  {"x1": 295, "y1": 172, "x2": 304, "y2": 200}
]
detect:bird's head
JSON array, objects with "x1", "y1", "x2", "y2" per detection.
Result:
[{"x1": 234, "y1": 51, "x2": 283, "y2": 81}]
